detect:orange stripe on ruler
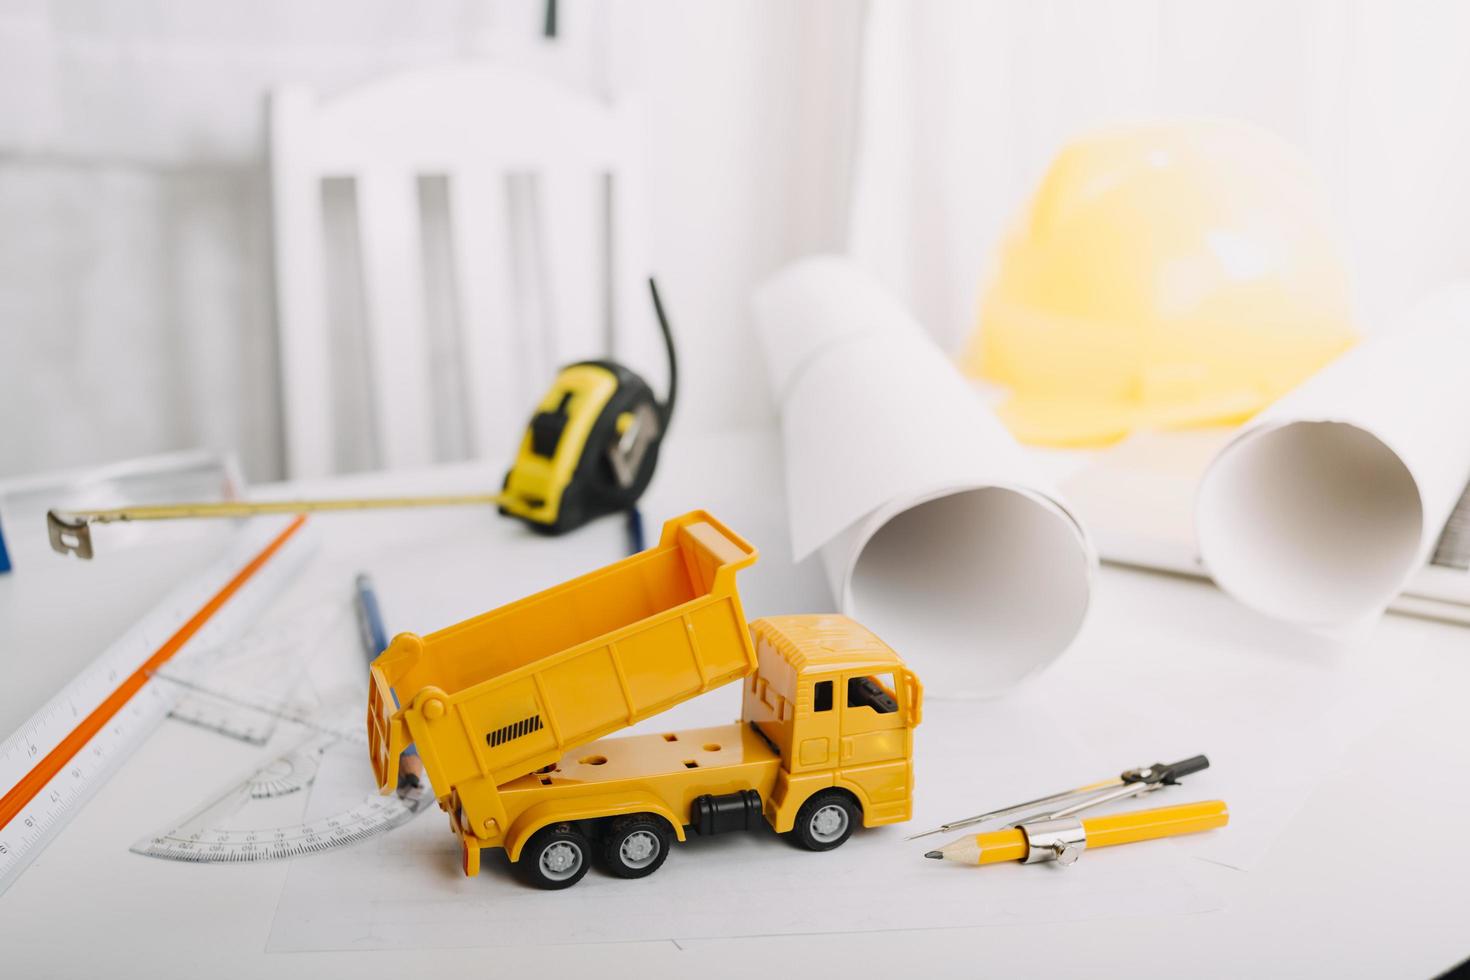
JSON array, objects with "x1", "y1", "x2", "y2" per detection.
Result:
[{"x1": 0, "y1": 515, "x2": 307, "y2": 832}]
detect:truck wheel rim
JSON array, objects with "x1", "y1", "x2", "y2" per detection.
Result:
[
  {"x1": 540, "y1": 841, "x2": 583, "y2": 880},
  {"x1": 810, "y1": 804, "x2": 849, "y2": 843},
  {"x1": 619, "y1": 829, "x2": 662, "y2": 869}
]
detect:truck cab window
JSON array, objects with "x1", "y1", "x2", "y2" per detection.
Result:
[
  {"x1": 847, "y1": 674, "x2": 898, "y2": 714},
  {"x1": 813, "y1": 680, "x2": 833, "y2": 712}
]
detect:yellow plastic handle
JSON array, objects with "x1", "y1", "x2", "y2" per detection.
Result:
[{"x1": 1083, "y1": 799, "x2": 1230, "y2": 848}]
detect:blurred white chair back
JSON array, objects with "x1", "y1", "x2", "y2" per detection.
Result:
[{"x1": 269, "y1": 63, "x2": 654, "y2": 478}]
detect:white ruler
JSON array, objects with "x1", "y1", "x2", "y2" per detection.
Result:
[{"x1": 0, "y1": 516, "x2": 314, "y2": 895}]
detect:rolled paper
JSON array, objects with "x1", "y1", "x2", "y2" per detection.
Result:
[
  {"x1": 1197, "y1": 284, "x2": 1470, "y2": 627},
  {"x1": 752, "y1": 256, "x2": 1095, "y2": 696}
]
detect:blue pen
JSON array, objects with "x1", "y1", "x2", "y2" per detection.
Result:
[
  {"x1": 354, "y1": 573, "x2": 425, "y2": 792},
  {"x1": 0, "y1": 512, "x2": 11, "y2": 574},
  {"x1": 354, "y1": 573, "x2": 389, "y2": 658}
]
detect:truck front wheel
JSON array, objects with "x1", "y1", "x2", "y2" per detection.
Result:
[
  {"x1": 599, "y1": 813, "x2": 673, "y2": 878},
  {"x1": 516, "y1": 823, "x2": 592, "y2": 890},
  {"x1": 791, "y1": 790, "x2": 859, "y2": 851}
]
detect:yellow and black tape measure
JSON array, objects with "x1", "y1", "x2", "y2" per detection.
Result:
[{"x1": 499, "y1": 280, "x2": 676, "y2": 535}]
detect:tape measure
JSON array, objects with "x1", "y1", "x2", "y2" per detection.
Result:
[
  {"x1": 0, "y1": 516, "x2": 314, "y2": 895},
  {"x1": 498, "y1": 278, "x2": 676, "y2": 532},
  {"x1": 45, "y1": 280, "x2": 679, "y2": 559}
]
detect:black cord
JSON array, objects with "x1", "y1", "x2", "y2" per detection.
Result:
[
  {"x1": 648, "y1": 278, "x2": 678, "y2": 430},
  {"x1": 544, "y1": 0, "x2": 558, "y2": 39}
]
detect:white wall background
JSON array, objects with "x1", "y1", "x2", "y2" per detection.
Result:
[
  {"x1": 0, "y1": 0, "x2": 862, "y2": 481},
  {"x1": 849, "y1": 0, "x2": 1470, "y2": 353},
  {"x1": 5, "y1": 0, "x2": 1470, "y2": 483}
]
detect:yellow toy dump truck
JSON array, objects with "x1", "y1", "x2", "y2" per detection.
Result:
[{"x1": 367, "y1": 510, "x2": 923, "y2": 889}]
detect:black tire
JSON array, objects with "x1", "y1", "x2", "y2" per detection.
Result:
[
  {"x1": 599, "y1": 813, "x2": 673, "y2": 879},
  {"x1": 515, "y1": 823, "x2": 592, "y2": 890},
  {"x1": 791, "y1": 790, "x2": 859, "y2": 851}
]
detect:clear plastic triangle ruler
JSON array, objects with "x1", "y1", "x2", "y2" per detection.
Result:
[
  {"x1": 132, "y1": 711, "x2": 432, "y2": 863},
  {"x1": 164, "y1": 602, "x2": 349, "y2": 745}
]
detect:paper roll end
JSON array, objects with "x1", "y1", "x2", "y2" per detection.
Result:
[
  {"x1": 1197, "y1": 419, "x2": 1423, "y2": 626},
  {"x1": 835, "y1": 486, "x2": 1092, "y2": 697}
]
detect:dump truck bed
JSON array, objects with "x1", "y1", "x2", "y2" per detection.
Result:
[{"x1": 367, "y1": 511, "x2": 760, "y2": 837}]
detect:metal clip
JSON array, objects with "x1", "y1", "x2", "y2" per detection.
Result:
[
  {"x1": 47, "y1": 511, "x2": 94, "y2": 559},
  {"x1": 1020, "y1": 817, "x2": 1087, "y2": 865},
  {"x1": 607, "y1": 401, "x2": 661, "y2": 489}
]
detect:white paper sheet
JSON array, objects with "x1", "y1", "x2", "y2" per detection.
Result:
[
  {"x1": 266, "y1": 696, "x2": 1221, "y2": 952},
  {"x1": 751, "y1": 257, "x2": 1096, "y2": 696},
  {"x1": 1040, "y1": 561, "x2": 1423, "y2": 872},
  {"x1": 1196, "y1": 284, "x2": 1470, "y2": 626}
]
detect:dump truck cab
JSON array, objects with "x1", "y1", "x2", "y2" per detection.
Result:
[{"x1": 743, "y1": 616, "x2": 924, "y2": 836}]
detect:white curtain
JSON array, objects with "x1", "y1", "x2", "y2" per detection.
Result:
[
  {"x1": 848, "y1": 0, "x2": 1470, "y2": 353},
  {"x1": 14, "y1": 2, "x2": 1467, "y2": 482}
]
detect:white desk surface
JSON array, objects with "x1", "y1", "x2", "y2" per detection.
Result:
[{"x1": 2, "y1": 428, "x2": 1467, "y2": 979}]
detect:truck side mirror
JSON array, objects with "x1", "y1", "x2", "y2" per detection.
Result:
[{"x1": 904, "y1": 669, "x2": 924, "y2": 726}]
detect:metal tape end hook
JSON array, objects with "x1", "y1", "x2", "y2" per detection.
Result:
[{"x1": 47, "y1": 511, "x2": 94, "y2": 559}]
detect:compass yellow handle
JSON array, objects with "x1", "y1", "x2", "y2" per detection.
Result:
[{"x1": 1082, "y1": 799, "x2": 1230, "y2": 848}]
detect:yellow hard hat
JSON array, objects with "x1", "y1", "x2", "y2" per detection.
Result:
[{"x1": 964, "y1": 120, "x2": 1357, "y2": 447}]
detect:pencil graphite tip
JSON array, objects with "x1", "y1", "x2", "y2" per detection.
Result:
[{"x1": 924, "y1": 850, "x2": 943, "y2": 860}]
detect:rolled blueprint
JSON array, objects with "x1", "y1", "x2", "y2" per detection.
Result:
[
  {"x1": 751, "y1": 256, "x2": 1095, "y2": 696},
  {"x1": 1196, "y1": 284, "x2": 1470, "y2": 627}
]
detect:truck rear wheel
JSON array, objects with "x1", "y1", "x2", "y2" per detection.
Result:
[
  {"x1": 599, "y1": 813, "x2": 672, "y2": 878},
  {"x1": 791, "y1": 790, "x2": 859, "y2": 851},
  {"x1": 516, "y1": 824, "x2": 591, "y2": 890}
]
